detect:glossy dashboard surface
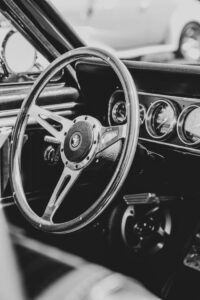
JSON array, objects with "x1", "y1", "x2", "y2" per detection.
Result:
[
  {"x1": 108, "y1": 90, "x2": 200, "y2": 155},
  {"x1": 76, "y1": 59, "x2": 200, "y2": 156}
]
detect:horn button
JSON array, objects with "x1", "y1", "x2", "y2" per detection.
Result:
[{"x1": 64, "y1": 121, "x2": 94, "y2": 163}]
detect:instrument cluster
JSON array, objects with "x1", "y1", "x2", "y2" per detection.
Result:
[
  {"x1": 108, "y1": 90, "x2": 200, "y2": 153},
  {"x1": 108, "y1": 91, "x2": 146, "y2": 126}
]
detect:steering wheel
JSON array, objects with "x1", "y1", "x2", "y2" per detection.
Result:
[{"x1": 10, "y1": 47, "x2": 140, "y2": 233}]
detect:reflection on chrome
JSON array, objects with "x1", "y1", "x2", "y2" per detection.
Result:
[
  {"x1": 145, "y1": 99, "x2": 179, "y2": 140},
  {"x1": 177, "y1": 105, "x2": 200, "y2": 146}
]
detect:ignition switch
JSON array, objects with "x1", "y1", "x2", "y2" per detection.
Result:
[{"x1": 44, "y1": 145, "x2": 60, "y2": 165}]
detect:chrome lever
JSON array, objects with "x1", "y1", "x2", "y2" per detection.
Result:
[
  {"x1": 123, "y1": 193, "x2": 180, "y2": 206},
  {"x1": 124, "y1": 193, "x2": 159, "y2": 205},
  {"x1": 44, "y1": 135, "x2": 61, "y2": 144}
]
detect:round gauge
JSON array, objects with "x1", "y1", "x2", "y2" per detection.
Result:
[
  {"x1": 146, "y1": 99, "x2": 178, "y2": 140},
  {"x1": 139, "y1": 104, "x2": 146, "y2": 124},
  {"x1": 111, "y1": 101, "x2": 127, "y2": 124},
  {"x1": 177, "y1": 105, "x2": 200, "y2": 145}
]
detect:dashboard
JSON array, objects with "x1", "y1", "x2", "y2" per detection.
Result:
[
  {"x1": 108, "y1": 90, "x2": 200, "y2": 155},
  {"x1": 74, "y1": 58, "x2": 200, "y2": 162},
  {"x1": 1, "y1": 59, "x2": 200, "y2": 210}
]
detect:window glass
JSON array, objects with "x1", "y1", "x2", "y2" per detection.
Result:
[
  {"x1": 1, "y1": 0, "x2": 200, "y2": 73},
  {"x1": 0, "y1": 13, "x2": 48, "y2": 80},
  {"x1": 52, "y1": 0, "x2": 200, "y2": 66}
]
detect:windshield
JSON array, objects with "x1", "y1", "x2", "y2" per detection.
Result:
[{"x1": 51, "y1": 0, "x2": 200, "y2": 65}]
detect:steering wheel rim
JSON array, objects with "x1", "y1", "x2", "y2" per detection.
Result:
[{"x1": 10, "y1": 47, "x2": 140, "y2": 233}]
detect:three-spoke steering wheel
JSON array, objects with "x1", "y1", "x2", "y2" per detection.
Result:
[{"x1": 10, "y1": 47, "x2": 140, "y2": 233}]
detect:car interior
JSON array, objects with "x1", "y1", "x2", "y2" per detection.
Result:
[{"x1": 0, "y1": 0, "x2": 200, "y2": 299}]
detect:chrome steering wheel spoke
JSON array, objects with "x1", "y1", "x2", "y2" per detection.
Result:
[
  {"x1": 29, "y1": 104, "x2": 73, "y2": 142},
  {"x1": 42, "y1": 166, "x2": 82, "y2": 222},
  {"x1": 97, "y1": 124, "x2": 127, "y2": 153},
  {"x1": 10, "y1": 47, "x2": 139, "y2": 233}
]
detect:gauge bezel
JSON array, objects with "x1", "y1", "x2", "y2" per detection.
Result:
[
  {"x1": 111, "y1": 100, "x2": 127, "y2": 124},
  {"x1": 177, "y1": 104, "x2": 200, "y2": 146},
  {"x1": 145, "y1": 99, "x2": 178, "y2": 140},
  {"x1": 139, "y1": 104, "x2": 146, "y2": 125}
]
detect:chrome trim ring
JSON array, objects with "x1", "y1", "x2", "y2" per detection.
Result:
[
  {"x1": 139, "y1": 104, "x2": 146, "y2": 125},
  {"x1": 111, "y1": 101, "x2": 127, "y2": 124},
  {"x1": 1, "y1": 29, "x2": 37, "y2": 74},
  {"x1": 177, "y1": 105, "x2": 200, "y2": 146},
  {"x1": 145, "y1": 99, "x2": 178, "y2": 140},
  {"x1": 1, "y1": 29, "x2": 15, "y2": 74}
]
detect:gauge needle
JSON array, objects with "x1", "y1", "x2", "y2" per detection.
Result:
[{"x1": 156, "y1": 118, "x2": 168, "y2": 129}]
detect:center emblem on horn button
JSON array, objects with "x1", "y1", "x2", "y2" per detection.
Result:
[{"x1": 70, "y1": 132, "x2": 82, "y2": 150}]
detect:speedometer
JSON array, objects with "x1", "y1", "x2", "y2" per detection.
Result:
[
  {"x1": 177, "y1": 105, "x2": 200, "y2": 145},
  {"x1": 146, "y1": 99, "x2": 178, "y2": 140}
]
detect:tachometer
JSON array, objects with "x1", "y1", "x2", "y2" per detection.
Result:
[
  {"x1": 177, "y1": 105, "x2": 200, "y2": 145},
  {"x1": 146, "y1": 99, "x2": 178, "y2": 140},
  {"x1": 111, "y1": 101, "x2": 127, "y2": 124}
]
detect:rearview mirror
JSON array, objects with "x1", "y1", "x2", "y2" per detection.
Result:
[{"x1": 2, "y1": 30, "x2": 37, "y2": 73}]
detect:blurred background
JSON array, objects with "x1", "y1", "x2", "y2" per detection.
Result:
[
  {"x1": 50, "y1": 0, "x2": 200, "y2": 64},
  {"x1": 1, "y1": 0, "x2": 200, "y2": 75}
]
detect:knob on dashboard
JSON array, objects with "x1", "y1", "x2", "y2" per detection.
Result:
[{"x1": 44, "y1": 145, "x2": 60, "y2": 165}]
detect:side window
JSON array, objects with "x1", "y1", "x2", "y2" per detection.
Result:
[{"x1": 0, "y1": 13, "x2": 48, "y2": 80}]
